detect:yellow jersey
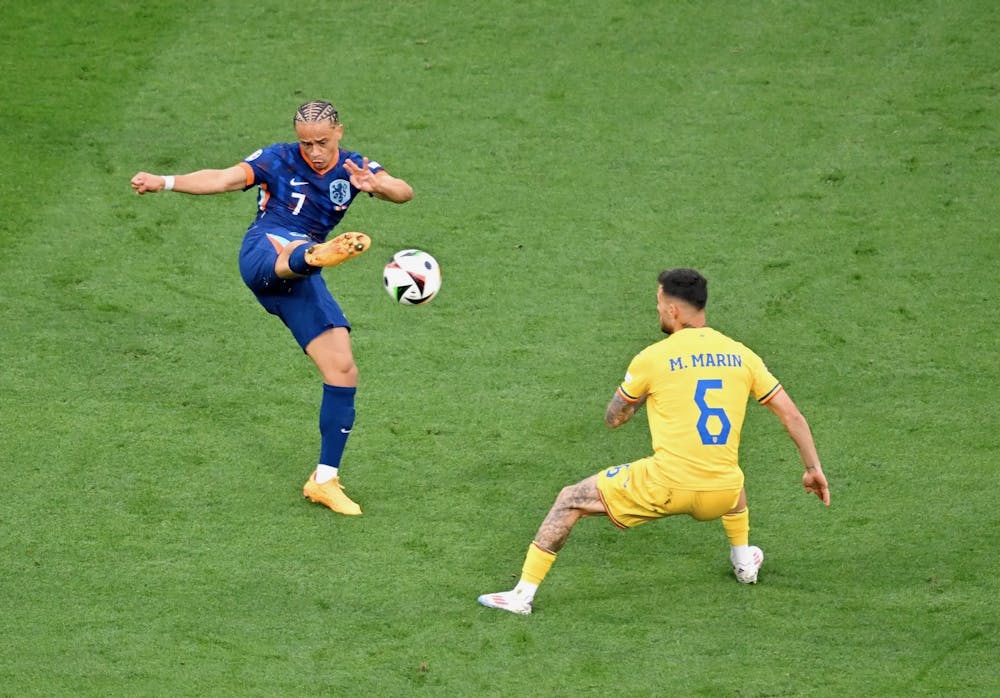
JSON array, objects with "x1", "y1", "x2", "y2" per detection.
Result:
[{"x1": 617, "y1": 326, "x2": 781, "y2": 490}]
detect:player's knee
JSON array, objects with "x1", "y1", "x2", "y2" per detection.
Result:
[
  {"x1": 321, "y1": 360, "x2": 357, "y2": 385},
  {"x1": 553, "y1": 483, "x2": 585, "y2": 512},
  {"x1": 310, "y1": 347, "x2": 357, "y2": 385}
]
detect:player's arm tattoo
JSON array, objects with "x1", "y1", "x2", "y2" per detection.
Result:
[{"x1": 605, "y1": 391, "x2": 646, "y2": 428}]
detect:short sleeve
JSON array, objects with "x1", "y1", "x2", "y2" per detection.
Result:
[
  {"x1": 241, "y1": 145, "x2": 279, "y2": 190},
  {"x1": 618, "y1": 352, "x2": 650, "y2": 403},
  {"x1": 748, "y1": 353, "x2": 781, "y2": 404}
]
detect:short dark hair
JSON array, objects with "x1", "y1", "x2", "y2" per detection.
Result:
[
  {"x1": 294, "y1": 100, "x2": 340, "y2": 126},
  {"x1": 658, "y1": 268, "x2": 708, "y2": 309}
]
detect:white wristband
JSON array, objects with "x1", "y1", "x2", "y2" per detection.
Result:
[{"x1": 163, "y1": 175, "x2": 175, "y2": 191}]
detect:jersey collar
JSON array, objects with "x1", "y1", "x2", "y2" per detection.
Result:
[{"x1": 298, "y1": 145, "x2": 341, "y2": 176}]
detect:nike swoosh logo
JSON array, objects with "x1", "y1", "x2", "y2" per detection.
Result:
[
  {"x1": 340, "y1": 428, "x2": 352, "y2": 434},
  {"x1": 290, "y1": 178, "x2": 307, "y2": 186}
]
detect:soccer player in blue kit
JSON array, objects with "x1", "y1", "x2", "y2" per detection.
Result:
[{"x1": 130, "y1": 100, "x2": 413, "y2": 515}]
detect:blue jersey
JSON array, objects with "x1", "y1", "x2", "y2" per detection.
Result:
[{"x1": 239, "y1": 143, "x2": 384, "y2": 242}]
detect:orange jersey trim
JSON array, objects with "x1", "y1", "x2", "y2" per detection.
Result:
[
  {"x1": 237, "y1": 161, "x2": 255, "y2": 187},
  {"x1": 617, "y1": 386, "x2": 643, "y2": 404},
  {"x1": 596, "y1": 487, "x2": 628, "y2": 529},
  {"x1": 298, "y1": 144, "x2": 337, "y2": 176},
  {"x1": 758, "y1": 383, "x2": 783, "y2": 405}
]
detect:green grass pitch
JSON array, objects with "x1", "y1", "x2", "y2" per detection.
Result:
[{"x1": 1, "y1": 1, "x2": 997, "y2": 695}]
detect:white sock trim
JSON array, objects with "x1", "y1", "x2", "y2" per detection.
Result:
[
  {"x1": 731, "y1": 544, "x2": 752, "y2": 566},
  {"x1": 315, "y1": 464, "x2": 339, "y2": 483},
  {"x1": 513, "y1": 580, "x2": 539, "y2": 601}
]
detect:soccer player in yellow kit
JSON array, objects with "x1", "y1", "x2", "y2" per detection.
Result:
[{"x1": 478, "y1": 268, "x2": 830, "y2": 615}]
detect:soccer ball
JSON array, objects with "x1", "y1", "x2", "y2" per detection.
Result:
[{"x1": 383, "y1": 249, "x2": 442, "y2": 305}]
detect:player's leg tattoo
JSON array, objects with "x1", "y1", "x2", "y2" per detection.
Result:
[{"x1": 533, "y1": 476, "x2": 605, "y2": 553}]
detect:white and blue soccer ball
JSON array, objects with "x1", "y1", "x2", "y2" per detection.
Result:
[{"x1": 383, "y1": 249, "x2": 442, "y2": 305}]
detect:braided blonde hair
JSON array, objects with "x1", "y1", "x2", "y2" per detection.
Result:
[{"x1": 294, "y1": 100, "x2": 340, "y2": 126}]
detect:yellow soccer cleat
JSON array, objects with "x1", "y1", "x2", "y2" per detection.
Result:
[
  {"x1": 303, "y1": 474, "x2": 363, "y2": 516},
  {"x1": 304, "y1": 232, "x2": 371, "y2": 268}
]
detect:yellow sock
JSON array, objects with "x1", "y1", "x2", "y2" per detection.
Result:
[
  {"x1": 520, "y1": 542, "x2": 557, "y2": 585},
  {"x1": 722, "y1": 508, "x2": 750, "y2": 547}
]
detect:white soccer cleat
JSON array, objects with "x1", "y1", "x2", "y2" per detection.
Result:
[
  {"x1": 732, "y1": 545, "x2": 765, "y2": 584},
  {"x1": 477, "y1": 589, "x2": 533, "y2": 615}
]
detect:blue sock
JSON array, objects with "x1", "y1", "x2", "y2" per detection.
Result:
[
  {"x1": 288, "y1": 243, "x2": 319, "y2": 276},
  {"x1": 319, "y1": 384, "x2": 356, "y2": 469}
]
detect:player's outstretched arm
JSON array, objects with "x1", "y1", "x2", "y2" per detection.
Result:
[
  {"x1": 130, "y1": 165, "x2": 248, "y2": 196},
  {"x1": 344, "y1": 158, "x2": 413, "y2": 203},
  {"x1": 765, "y1": 389, "x2": 831, "y2": 506}
]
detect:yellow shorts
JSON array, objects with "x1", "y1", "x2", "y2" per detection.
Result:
[{"x1": 596, "y1": 456, "x2": 743, "y2": 529}]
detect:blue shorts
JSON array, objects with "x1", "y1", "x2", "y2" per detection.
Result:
[{"x1": 238, "y1": 226, "x2": 350, "y2": 350}]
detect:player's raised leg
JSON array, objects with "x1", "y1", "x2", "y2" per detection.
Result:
[{"x1": 304, "y1": 232, "x2": 371, "y2": 268}]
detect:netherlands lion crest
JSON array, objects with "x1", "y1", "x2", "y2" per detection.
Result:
[{"x1": 329, "y1": 179, "x2": 351, "y2": 206}]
